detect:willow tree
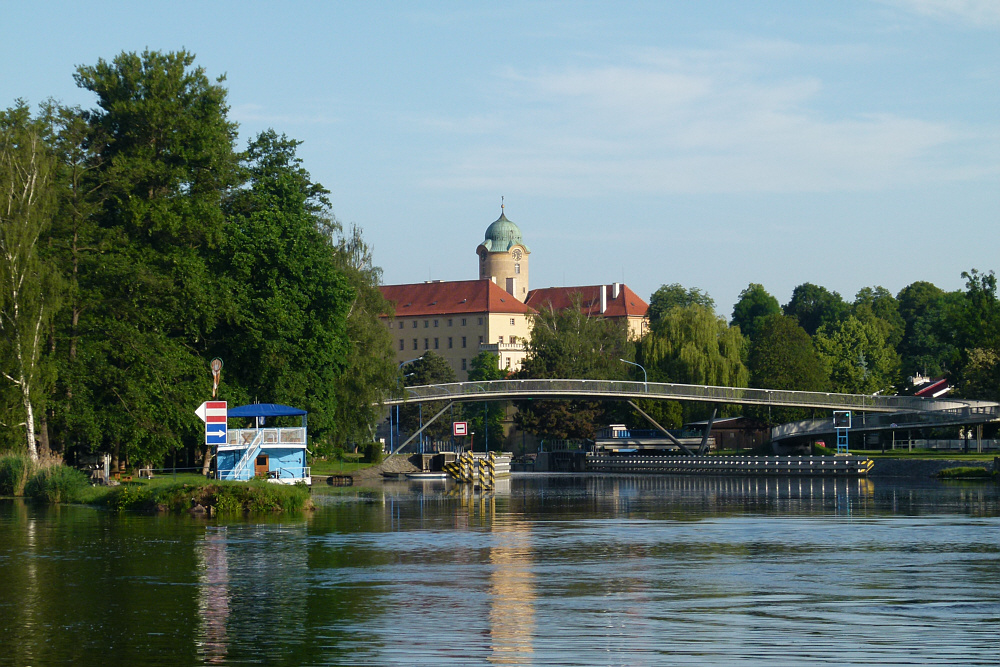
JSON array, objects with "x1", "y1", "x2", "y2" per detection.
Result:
[
  {"x1": 638, "y1": 303, "x2": 747, "y2": 426},
  {"x1": 0, "y1": 103, "x2": 60, "y2": 459}
]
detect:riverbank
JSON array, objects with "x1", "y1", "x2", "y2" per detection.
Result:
[{"x1": 867, "y1": 457, "x2": 996, "y2": 478}]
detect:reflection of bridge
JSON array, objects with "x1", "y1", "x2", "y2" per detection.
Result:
[{"x1": 386, "y1": 379, "x2": 1000, "y2": 453}]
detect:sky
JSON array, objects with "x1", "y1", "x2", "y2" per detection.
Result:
[{"x1": 2, "y1": 0, "x2": 998, "y2": 317}]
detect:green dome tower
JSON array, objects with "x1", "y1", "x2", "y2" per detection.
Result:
[{"x1": 476, "y1": 203, "x2": 530, "y2": 302}]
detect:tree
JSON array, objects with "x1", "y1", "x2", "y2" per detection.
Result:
[
  {"x1": 783, "y1": 283, "x2": 849, "y2": 337},
  {"x1": 746, "y1": 314, "x2": 828, "y2": 424},
  {"x1": 399, "y1": 351, "x2": 455, "y2": 443},
  {"x1": 515, "y1": 301, "x2": 634, "y2": 439},
  {"x1": 466, "y1": 351, "x2": 506, "y2": 450},
  {"x1": 0, "y1": 103, "x2": 60, "y2": 459},
  {"x1": 648, "y1": 283, "x2": 715, "y2": 325},
  {"x1": 730, "y1": 283, "x2": 781, "y2": 342},
  {"x1": 639, "y1": 303, "x2": 748, "y2": 426},
  {"x1": 67, "y1": 50, "x2": 241, "y2": 467},
  {"x1": 214, "y1": 130, "x2": 354, "y2": 447},
  {"x1": 815, "y1": 315, "x2": 900, "y2": 395},
  {"x1": 954, "y1": 269, "x2": 1000, "y2": 398},
  {"x1": 328, "y1": 223, "x2": 397, "y2": 449},
  {"x1": 852, "y1": 286, "x2": 904, "y2": 349},
  {"x1": 896, "y1": 281, "x2": 958, "y2": 378}
]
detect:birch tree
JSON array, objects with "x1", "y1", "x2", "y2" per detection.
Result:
[{"x1": 0, "y1": 103, "x2": 58, "y2": 460}]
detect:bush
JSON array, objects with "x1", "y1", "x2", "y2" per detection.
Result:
[
  {"x1": 360, "y1": 442, "x2": 384, "y2": 465},
  {"x1": 25, "y1": 465, "x2": 90, "y2": 503},
  {"x1": 0, "y1": 454, "x2": 34, "y2": 496},
  {"x1": 938, "y1": 466, "x2": 993, "y2": 479}
]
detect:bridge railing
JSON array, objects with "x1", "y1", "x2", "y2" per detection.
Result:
[{"x1": 390, "y1": 379, "x2": 982, "y2": 413}]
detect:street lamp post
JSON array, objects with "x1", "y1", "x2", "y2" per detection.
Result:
[{"x1": 619, "y1": 358, "x2": 647, "y2": 391}]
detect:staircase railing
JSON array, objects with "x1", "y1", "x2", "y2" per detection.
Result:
[{"x1": 230, "y1": 430, "x2": 265, "y2": 481}]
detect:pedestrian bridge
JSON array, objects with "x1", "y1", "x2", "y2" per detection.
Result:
[{"x1": 385, "y1": 379, "x2": 993, "y2": 414}]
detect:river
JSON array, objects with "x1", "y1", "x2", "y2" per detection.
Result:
[{"x1": 1, "y1": 474, "x2": 998, "y2": 666}]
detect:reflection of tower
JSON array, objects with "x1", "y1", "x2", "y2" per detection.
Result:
[
  {"x1": 487, "y1": 517, "x2": 536, "y2": 662},
  {"x1": 477, "y1": 203, "x2": 530, "y2": 302}
]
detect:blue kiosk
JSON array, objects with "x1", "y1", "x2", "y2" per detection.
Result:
[{"x1": 215, "y1": 403, "x2": 311, "y2": 485}]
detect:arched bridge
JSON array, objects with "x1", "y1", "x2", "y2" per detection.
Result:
[
  {"x1": 384, "y1": 379, "x2": 1000, "y2": 454},
  {"x1": 386, "y1": 379, "x2": 989, "y2": 413}
]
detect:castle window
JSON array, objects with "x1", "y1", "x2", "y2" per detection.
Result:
[
  {"x1": 461, "y1": 318, "x2": 467, "y2": 326},
  {"x1": 434, "y1": 338, "x2": 439, "y2": 349},
  {"x1": 478, "y1": 317, "x2": 483, "y2": 325},
  {"x1": 399, "y1": 339, "x2": 404, "y2": 351},
  {"x1": 448, "y1": 319, "x2": 453, "y2": 327},
  {"x1": 448, "y1": 337, "x2": 453, "y2": 349},
  {"x1": 412, "y1": 321, "x2": 417, "y2": 328},
  {"x1": 462, "y1": 336, "x2": 467, "y2": 348},
  {"x1": 510, "y1": 336, "x2": 518, "y2": 344},
  {"x1": 413, "y1": 339, "x2": 418, "y2": 350},
  {"x1": 498, "y1": 336, "x2": 504, "y2": 344},
  {"x1": 478, "y1": 335, "x2": 483, "y2": 345},
  {"x1": 506, "y1": 357, "x2": 511, "y2": 369},
  {"x1": 424, "y1": 320, "x2": 429, "y2": 328},
  {"x1": 510, "y1": 318, "x2": 515, "y2": 326},
  {"x1": 462, "y1": 359, "x2": 467, "y2": 371},
  {"x1": 514, "y1": 263, "x2": 520, "y2": 274},
  {"x1": 434, "y1": 319, "x2": 439, "y2": 327},
  {"x1": 424, "y1": 338, "x2": 429, "y2": 350}
]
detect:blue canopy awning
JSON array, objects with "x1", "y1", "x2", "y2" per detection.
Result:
[{"x1": 228, "y1": 403, "x2": 307, "y2": 418}]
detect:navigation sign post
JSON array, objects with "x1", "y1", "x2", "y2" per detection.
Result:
[
  {"x1": 196, "y1": 401, "x2": 228, "y2": 446},
  {"x1": 453, "y1": 421, "x2": 468, "y2": 437},
  {"x1": 833, "y1": 410, "x2": 851, "y2": 454}
]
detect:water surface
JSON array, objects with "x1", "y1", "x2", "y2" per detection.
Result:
[{"x1": 1, "y1": 475, "x2": 997, "y2": 665}]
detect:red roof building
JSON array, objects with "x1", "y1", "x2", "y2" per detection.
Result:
[{"x1": 525, "y1": 283, "x2": 649, "y2": 339}]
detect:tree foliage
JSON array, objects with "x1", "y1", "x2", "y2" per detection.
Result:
[
  {"x1": 783, "y1": 283, "x2": 849, "y2": 337},
  {"x1": 399, "y1": 351, "x2": 456, "y2": 442},
  {"x1": 730, "y1": 283, "x2": 781, "y2": 342},
  {"x1": 648, "y1": 283, "x2": 715, "y2": 325},
  {"x1": 466, "y1": 351, "x2": 506, "y2": 450},
  {"x1": 746, "y1": 314, "x2": 828, "y2": 424},
  {"x1": 896, "y1": 281, "x2": 958, "y2": 378},
  {"x1": 815, "y1": 315, "x2": 900, "y2": 395},
  {"x1": 515, "y1": 302, "x2": 633, "y2": 439}
]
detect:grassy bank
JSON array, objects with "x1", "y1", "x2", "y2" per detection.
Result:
[
  {"x1": 1, "y1": 455, "x2": 312, "y2": 514},
  {"x1": 937, "y1": 466, "x2": 996, "y2": 480}
]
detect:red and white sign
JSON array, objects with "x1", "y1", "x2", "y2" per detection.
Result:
[
  {"x1": 453, "y1": 421, "x2": 468, "y2": 437},
  {"x1": 195, "y1": 401, "x2": 227, "y2": 424}
]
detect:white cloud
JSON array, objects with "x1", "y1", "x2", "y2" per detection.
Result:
[
  {"x1": 879, "y1": 0, "x2": 1000, "y2": 27},
  {"x1": 418, "y1": 47, "x2": 995, "y2": 196}
]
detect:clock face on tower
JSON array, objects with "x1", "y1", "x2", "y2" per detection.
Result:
[{"x1": 511, "y1": 249, "x2": 522, "y2": 261}]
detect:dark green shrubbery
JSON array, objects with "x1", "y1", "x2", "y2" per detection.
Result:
[
  {"x1": 360, "y1": 442, "x2": 384, "y2": 465},
  {"x1": 101, "y1": 479, "x2": 312, "y2": 514},
  {"x1": 24, "y1": 465, "x2": 90, "y2": 503},
  {"x1": 0, "y1": 454, "x2": 34, "y2": 496}
]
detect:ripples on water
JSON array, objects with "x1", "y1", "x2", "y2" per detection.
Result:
[{"x1": 0, "y1": 475, "x2": 998, "y2": 666}]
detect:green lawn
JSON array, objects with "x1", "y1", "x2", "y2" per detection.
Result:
[
  {"x1": 309, "y1": 456, "x2": 375, "y2": 476},
  {"x1": 852, "y1": 449, "x2": 997, "y2": 461}
]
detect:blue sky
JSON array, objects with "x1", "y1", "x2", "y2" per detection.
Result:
[{"x1": 3, "y1": 1, "x2": 998, "y2": 317}]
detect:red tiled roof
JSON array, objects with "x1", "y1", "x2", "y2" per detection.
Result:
[
  {"x1": 380, "y1": 280, "x2": 532, "y2": 317},
  {"x1": 524, "y1": 284, "x2": 648, "y2": 318}
]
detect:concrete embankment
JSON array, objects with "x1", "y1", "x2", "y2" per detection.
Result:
[{"x1": 868, "y1": 458, "x2": 997, "y2": 478}]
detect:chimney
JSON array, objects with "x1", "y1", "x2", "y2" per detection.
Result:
[
  {"x1": 612, "y1": 282, "x2": 621, "y2": 299},
  {"x1": 600, "y1": 285, "x2": 607, "y2": 314}
]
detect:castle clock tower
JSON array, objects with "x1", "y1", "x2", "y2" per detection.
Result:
[{"x1": 476, "y1": 203, "x2": 530, "y2": 302}]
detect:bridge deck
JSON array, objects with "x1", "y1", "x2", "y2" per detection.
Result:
[{"x1": 386, "y1": 379, "x2": 992, "y2": 414}]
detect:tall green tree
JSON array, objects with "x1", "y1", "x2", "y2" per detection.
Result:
[
  {"x1": 815, "y1": 315, "x2": 900, "y2": 395},
  {"x1": 466, "y1": 351, "x2": 506, "y2": 450},
  {"x1": 399, "y1": 351, "x2": 456, "y2": 443},
  {"x1": 214, "y1": 130, "x2": 353, "y2": 445},
  {"x1": 783, "y1": 283, "x2": 849, "y2": 337},
  {"x1": 852, "y1": 286, "x2": 904, "y2": 349},
  {"x1": 730, "y1": 283, "x2": 781, "y2": 342},
  {"x1": 515, "y1": 302, "x2": 633, "y2": 439},
  {"x1": 746, "y1": 314, "x2": 828, "y2": 424},
  {"x1": 896, "y1": 281, "x2": 958, "y2": 378},
  {"x1": 68, "y1": 50, "x2": 241, "y2": 467},
  {"x1": 954, "y1": 269, "x2": 1000, "y2": 398},
  {"x1": 329, "y1": 223, "x2": 397, "y2": 449},
  {"x1": 648, "y1": 283, "x2": 715, "y2": 325},
  {"x1": 0, "y1": 103, "x2": 61, "y2": 458}
]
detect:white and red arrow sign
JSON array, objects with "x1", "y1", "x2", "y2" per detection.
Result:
[{"x1": 195, "y1": 401, "x2": 227, "y2": 424}]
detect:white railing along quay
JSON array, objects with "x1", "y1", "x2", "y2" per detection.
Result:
[{"x1": 384, "y1": 379, "x2": 995, "y2": 414}]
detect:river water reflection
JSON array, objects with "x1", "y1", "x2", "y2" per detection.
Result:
[{"x1": 1, "y1": 475, "x2": 998, "y2": 666}]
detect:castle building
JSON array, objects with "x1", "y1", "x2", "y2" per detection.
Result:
[{"x1": 380, "y1": 206, "x2": 649, "y2": 380}]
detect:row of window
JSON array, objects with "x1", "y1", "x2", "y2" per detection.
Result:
[
  {"x1": 389, "y1": 317, "x2": 518, "y2": 329},
  {"x1": 397, "y1": 334, "x2": 521, "y2": 352}
]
